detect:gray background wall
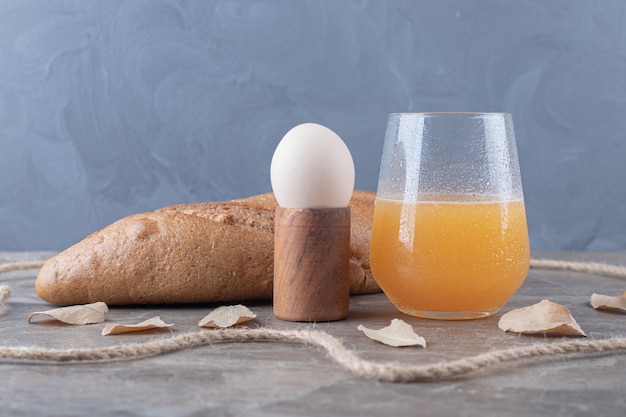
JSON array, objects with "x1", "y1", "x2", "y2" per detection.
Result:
[{"x1": 1, "y1": 0, "x2": 625, "y2": 251}]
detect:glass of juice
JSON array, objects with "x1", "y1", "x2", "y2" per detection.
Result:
[{"x1": 370, "y1": 113, "x2": 530, "y2": 320}]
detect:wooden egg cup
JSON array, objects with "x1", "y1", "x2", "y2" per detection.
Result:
[{"x1": 273, "y1": 206, "x2": 351, "y2": 322}]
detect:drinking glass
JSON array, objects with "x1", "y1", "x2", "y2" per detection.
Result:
[{"x1": 370, "y1": 113, "x2": 530, "y2": 320}]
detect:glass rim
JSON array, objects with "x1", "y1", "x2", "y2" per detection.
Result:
[{"x1": 388, "y1": 112, "x2": 511, "y2": 118}]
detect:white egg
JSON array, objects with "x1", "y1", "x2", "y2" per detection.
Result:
[{"x1": 270, "y1": 123, "x2": 355, "y2": 208}]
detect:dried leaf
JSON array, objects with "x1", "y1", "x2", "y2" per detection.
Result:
[
  {"x1": 199, "y1": 305, "x2": 256, "y2": 328},
  {"x1": 358, "y1": 319, "x2": 426, "y2": 348},
  {"x1": 498, "y1": 299, "x2": 586, "y2": 336},
  {"x1": 102, "y1": 316, "x2": 174, "y2": 335},
  {"x1": 0, "y1": 285, "x2": 10, "y2": 304},
  {"x1": 591, "y1": 291, "x2": 626, "y2": 312},
  {"x1": 27, "y1": 302, "x2": 108, "y2": 325}
]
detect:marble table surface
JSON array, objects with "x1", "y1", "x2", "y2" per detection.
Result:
[{"x1": 1, "y1": 250, "x2": 625, "y2": 417}]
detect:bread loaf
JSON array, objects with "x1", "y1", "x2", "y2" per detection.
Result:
[{"x1": 35, "y1": 190, "x2": 379, "y2": 305}]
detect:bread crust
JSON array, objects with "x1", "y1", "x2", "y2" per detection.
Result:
[{"x1": 35, "y1": 191, "x2": 379, "y2": 305}]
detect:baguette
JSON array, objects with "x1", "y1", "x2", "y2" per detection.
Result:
[{"x1": 35, "y1": 190, "x2": 379, "y2": 305}]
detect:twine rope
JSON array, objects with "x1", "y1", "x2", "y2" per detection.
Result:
[
  {"x1": 1, "y1": 327, "x2": 625, "y2": 382},
  {"x1": 0, "y1": 257, "x2": 625, "y2": 382},
  {"x1": 0, "y1": 260, "x2": 46, "y2": 274},
  {"x1": 530, "y1": 258, "x2": 626, "y2": 278}
]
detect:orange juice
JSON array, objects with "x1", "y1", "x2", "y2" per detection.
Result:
[{"x1": 370, "y1": 196, "x2": 530, "y2": 319}]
